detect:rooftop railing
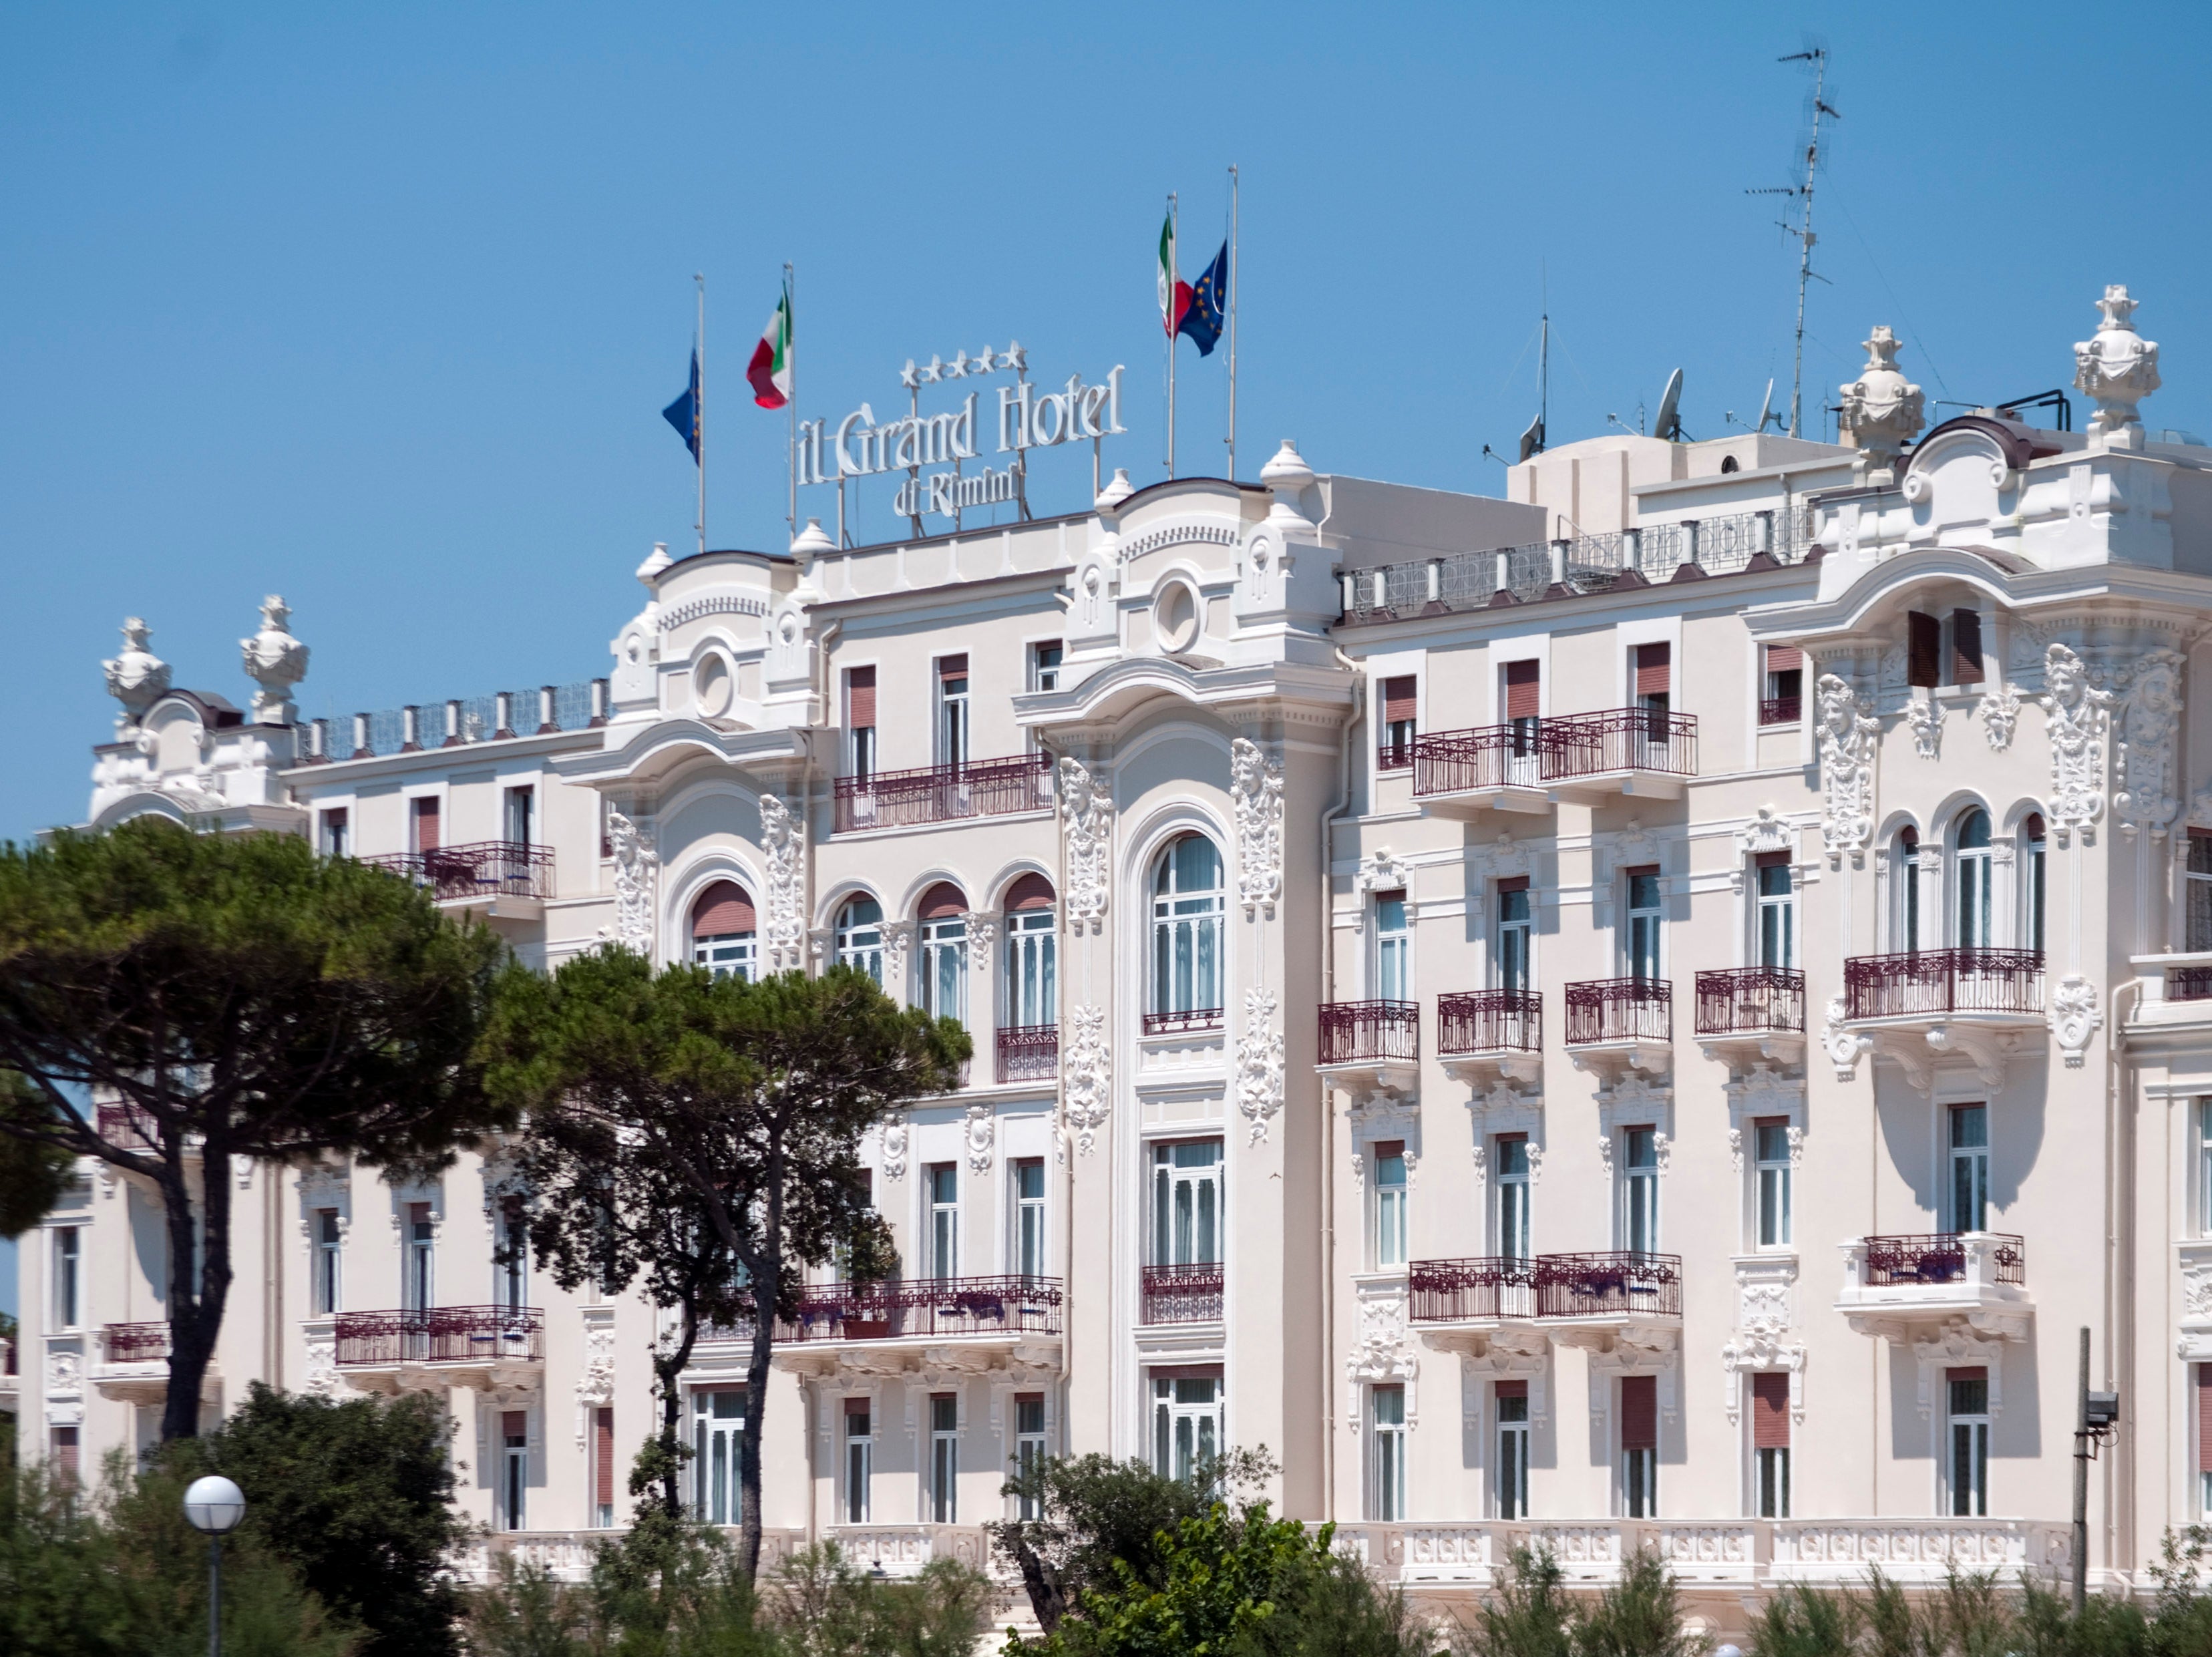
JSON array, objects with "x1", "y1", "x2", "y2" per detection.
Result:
[
  {"x1": 1842, "y1": 948, "x2": 2044, "y2": 1021},
  {"x1": 1340, "y1": 504, "x2": 1817, "y2": 624},
  {"x1": 334, "y1": 1306, "x2": 545, "y2": 1366},
  {"x1": 1140, "y1": 1263, "x2": 1225, "y2": 1325},
  {"x1": 1694, "y1": 968, "x2": 1806, "y2": 1036},
  {"x1": 776, "y1": 1275, "x2": 1063, "y2": 1342},
  {"x1": 1317, "y1": 1000, "x2": 1420, "y2": 1066},
  {"x1": 315, "y1": 681, "x2": 608, "y2": 762},
  {"x1": 1407, "y1": 1252, "x2": 1680, "y2": 1323},
  {"x1": 1859, "y1": 1233, "x2": 2026, "y2": 1289},
  {"x1": 996, "y1": 1024, "x2": 1059, "y2": 1084},
  {"x1": 1564, "y1": 978, "x2": 1672, "y2": 1046},
  {"x1": 365, "y1": 840, "x2": 554, "y2": 902},
  {"x1": 834, "y1": 753, "x2": 1053, "y2": 833}
]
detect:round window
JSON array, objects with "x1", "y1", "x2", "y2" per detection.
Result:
[
  {"x1": 695, "y1": 653, "x2": 733, "y2": 717},
  {"x1": 1155, "y1": 581, "x2": 1200, "y2": 654}
]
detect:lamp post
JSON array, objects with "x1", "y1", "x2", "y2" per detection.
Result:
[{"x1": 183, "y1": 1474, "x2": 247, "y2": 1657}]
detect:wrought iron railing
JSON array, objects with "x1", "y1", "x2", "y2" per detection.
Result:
[
  {"x1": 1143, "y1": 1007, "x2": 1224, "y2": 1036},
  {"x1": 2172, "y1": 966, "x2": 2212, "y2": 1002},
  {"x1": 1340, "y1": 504, "x2": 1817, "y2": 624},
  {"x1": 834, "y1": 753, "x2": 1053, "y2": 833},
  {"x1": 1545, "y1": 709, "x2": 1698, "y2": 778},
  {"x1": 102, "y1": 1321, "x2": 170, "y2": 1362},
  {"x1": 339, "y1": 681, "x2": 607, "y2": 760},
  {"x1": 1759, "y1": 696, "x2": 1803, "y2": 727},
  {"x1": 1317, "y1": 1000, "x2": 1420, "y2": 1065},
  {"x1": 1564, "y1": 978, "x2": 1672, "y2": 1045},
  {"x1": 776, "y1": 1275, "x2": 1063, "y2": 1342},
  {"x1": 1859, "y1": 1234, "x2": 2026, "y2": 1288},
  {"x1": 1841, "y1": 948, "x2": 2044, "y2": 1021},
  {"x1": 1412, "y1": 723, "x2": 1555, "y2": 795},
  {"x1": 1694, "y1": 968, "x2": 1805, "y2": 1036},
  {"x1": 333, "y1": 1306, "x2": 545, "y2": 1366},
  {"x1": 96, "y1": 1103, "x2": 162, "y2": 1151},
  {"x1": 1437, "y1": 988, "x2": 1542, "y2": 1055},
  {"x1": 1376, "y1": 739, "x2": 1415, "y2": 773},
  {"x1": 1407, "y1": 1256, "x2": 1539, "y2": 1322},
  {"x1": 1140, "y1": 1262, "x2": 1224, "y2": 1324},
  {"x1": 365, "y1": 841, "x2": 554, "y2": 901},
  {"x1": 996, "y1": 1024, "x2": 1059, "y2": 1083},
  {"x1": 1407, "y1": 1252, "x2": 1681, "y2": 1322}
]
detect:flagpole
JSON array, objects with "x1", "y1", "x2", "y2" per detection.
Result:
[
  {"x1": 696, "y1": 272, "x2": 707, "y2": 558},
  {"x1": 784, "y1": 262, "x2": 797, "y2": 540},
  {"x1": 1226, "y1": 164, "x2": 1238, "y2": 481},
  {"x1": 1167, "y1": 192, "x2": 1178, "y2": 481}
]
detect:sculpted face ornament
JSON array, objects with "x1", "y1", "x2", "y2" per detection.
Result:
[{"x1": 1815, "y1": 675, "x2": 1877, "y2": 866}]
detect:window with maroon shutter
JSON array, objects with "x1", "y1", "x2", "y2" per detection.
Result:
[
  {"x1": 1380, "y1": 675, "x2": 1418, "y2": 769},
  {"x1": 1951, "y1": 610, "x2": 1985, "y2": 685},
  {"x1": 691, "y1": 882, "x2": 755, "y2": 938},
  {"x1": 1907, "y1": 611, "x2": 1942, "y2": 687},
  {"x1": 1752, "y1": 1372, "x2": 1791, "y2": 1448},
  {"x1": 1634, "y1": 642, "x2": 1672, "y2": 697},
  {"x1": 919, "y1": 882, "x2": 968, "y2": 920},
  {"x1": 594, "y1": 1407, "x2": 615, "y2": 1520},
  {"x1": 846, "y1": 666, "x2": 877, "y2": 729},
  {"x1": 1620, "y1": 1375, "x2": 1658, "y2": 1450},
  {"x1": 53, "y1": 1426, "x2": 78, "y2": 1488},
  {"x1": 1004, "y1": 872, "x2": 1056, "y2": 910},
  {"x1": 1762, "y1": 644, "x2": 1804, "y2": 725},
  {"x1": 1495, "y1": 1378, "x2": 1527, "y2": 1401},
  {"x1": 938, "y1": 654, "x2": 970, "y2": 683},
  {"x1": 413, "y1": 795, "x2": 441, "y2": 854},
  {"x1": 2199, "y1": 1366, "x2": 2212, "y2": 1473},
  {"x1": 1504, "y1": 661, "x2": 1540, "y2": 719}
]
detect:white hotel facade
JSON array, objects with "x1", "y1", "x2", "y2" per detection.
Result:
[{"x1": 12, "y1": 286, "x2": 2212, "y2": 1614}]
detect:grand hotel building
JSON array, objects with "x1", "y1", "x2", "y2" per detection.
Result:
[{"x1": 10, "y1": 286, "x2": 2212, "y2": 1614}]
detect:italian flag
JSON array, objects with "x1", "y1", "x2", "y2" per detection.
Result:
[
  {"x1": 1157, "y1": 212, "x2": 1187, "y2": 337},
  {"x1": 748, "y1": 286, "x2": 792, "y2": 409}
]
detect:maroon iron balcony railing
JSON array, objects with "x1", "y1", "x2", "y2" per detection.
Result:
[
  {"x1": 1564, "y1": 978, "x2": 1672, "y2": 1045},
  {"x1": 96, "y1": 1103, "x2": 162, "y2": 1150},
  {"x1": 2172, "y1": 966, "x2": 2212, "y2": 1002},
  {"x1": 776, "y1": 1275, "x2": 1063, "y2": 1342},
  {"x1": 1412, "y1": 724, "x2": 1556, "y2": 797},
  {"x1": 1317, "y1": 999, "x2": 1420, "y2": 1065},
  {"x1": 334, "y1": 1306, "x2": 545, "y2": 1366},
  {"x1": 1694, "y1": 968, "x2": 1805, "y2": 1036},
  {"x1": 1759, "y1": 695, "x2": 1803, "y2": 727},
  {"x1": 102, "y1": 1321, "x2": 170, "y2": 1362},
  {"x1": 1437, "y1": 988, "x2": 1542, "y2": 1055},
  {"x1": 996, "y1": 1024, "x2": 1059, "y2": 1084},
  {"x1": 1535, "y1": 1251, "x2": 1682, "y2": 1319},
  {"x1": 834, "y1": 753, "x2": 1053, "y2": 834},
  {"x1": 365, "y1": 841, "x2": 554, "y2": 902},
  {"x1": 1407, "y1": 1256, "x2": 1539, "y2": 1322},
  {"x1": 1842, "y1": 948, "x2": 2044, "y2": 1021},
  {"x1": 1376, "y1": 739, "x2": 1415, "y2": 773},
  {"x1": 1143, "y1": 1007, "x2": 1224, "y2": 1036},
  {"x1": 1140, "y1": 1262, "x2": 1225, "y2": 1325},
  {"x1": 1545, "y1": 709, "x2": 1698, "y2": 779},
  {"x1": 1860, "y1": 1234, "x2": 2026, "y2": 1288}
]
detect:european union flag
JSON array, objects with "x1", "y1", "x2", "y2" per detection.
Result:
[
  {"x1": 663, "y1": 350, "x2": 701, "y2": 463},
  {"x1": 1177, "y1": 242, "x2": 1228, "y2": 357}
]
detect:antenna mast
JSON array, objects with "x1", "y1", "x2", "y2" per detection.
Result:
[{"x1": 1750, "y1": 47, "x2": 1838, "y2": 439}]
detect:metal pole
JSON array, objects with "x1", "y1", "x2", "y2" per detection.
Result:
[
  {"x1": 208, "y1": 1533, "x2": 222, "y2": 1657},
  {"x1": 1226, "y1": 164, "x2": 1238, "y2": 480},
  {"x1": 695, "y1": 274, "x2": 707, "y2": 558},
  {"x1": 785, "y1": 262, "x2": 797, "y2": 538},
  {"x1": 2072, "y1": 1324, "x2": 2090, "y2": 1615},
  {"x1": 1787, "y1": 48, "x2": 1828, "y2": 440},
  {"x1": 1167, "y1": 191, "x2": 1178, "y2": 480}
]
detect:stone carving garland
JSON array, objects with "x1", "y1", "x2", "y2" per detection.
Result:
[
  {"x1": 2040, "y1": 642, "x2": 2113, "y2": 845},
  {"x1": 1230, "y1": 737, "x2": 1285, "y2": 919},
  {"x1": 1821, "y1": 993, "x2": 1870, "y2": 1081},
  {"x1": 1815, "y1": 675, "x2": 1877, "y2": 866},
  {"x1": 880, "y1": 1120, "x2": 909, "y2": 1181},
  {"x1": 964, "y1": 1105, "x2": 995, "y2": 1173},
  {"x1": 759, "y1": 793, "x2": 807, "y2": 969},
  {"x1": 602, "y1": 809, "x2": 658, "y2": 955},
  {"x1": 1346, "y1": 1292, "x2": 1418, "y2": 1391},
  {"x1": 1235, "y1": 988, "x2": 1286, "y2": 1146},
  {"x1": 2114, "y1": 648, "x2": 2184, "y2": 837},
  {"x1": 2049, "y1": 973, "x2": 2102, "y2": 1068},
  {"x1": 1057, "y1": 759, "x2": 1112, "y2": 933},
  {"x1": 1063, "y1": 1005, "x2": 1110, "y2": 1156}
]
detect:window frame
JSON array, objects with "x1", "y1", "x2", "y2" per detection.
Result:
[
  {"x1": 1014, "y1": 1394, "x2": 1048, "y2": 1518},
  {"x1": 1755, "y1": 854, "x2": 1795, "y2": 969},
  {"x1": 836, "y1": 896, "x2": 885, "y2": 984},
  {"x1": 926, "y1": 1163, "x2": 960, "y2": 1281},
  {"x1": 1495, "y1": 1383, "x2": 1531, "y2": 1519},
  {"x1": 919, "y1": 913, "x2": 968, "y2": 1025},
  {"x1": 1947, "y1": 1370, "x2": 1990, "y2": 1517},
  {"x1": 1372, "y1": 1141, "x2": 1409, "y2": 1270},
  {"x1": 1495, "y1": 1134, "x2": 1531, "y2": 1261},
  {"x1": 1753, "y1": 1119, "x2": 1793, "y2": 1250},
  {"x1": 1006, "y1": 906, "x2": 1057, "y2": 1029},
  {"x1": 500, "y1": 1409, "x2": 531, "y2": 1532},
  {"x1": 1151, "y1": 1372, "x2": 1224, "y2": 1483},
  {"x1": 1949, "y1": 1103, "x2": 1990, "y2": 1234},
  {"x1": 1953, "y1": 807, "x2": 1994, "y2": 949},
  {"x1": 1151, "y1": 1139, "x2": 1224, "y2": 1268},
  {"x1": 842, "y1": 1398, "x2": 873, "y2": 1523},
  {"x1": 1013, "y1": 1158, "x2": 1047, "y2": 1280},
  {"x1": 937, "y1": 660, "x2": 970, "y2": 769},
  {"x1": 1373, "y1": 889, "x2": 1411, "y2": 1002},
  {"x1": 52, "y1": 1224, "x2": 81, "y2": 1330},
  {"x1": 1624, "y1": 866, "x2": 1662, "y2": 980},
  {"x1": 1149, "y1": 835, "x2": 1226, "y2": 1021},
  {"x1": 313, "y1": 1208, "x2": 343, "y2": 1316},
  {"x1": 1621, "y1": 1127, "x2": 1660, "y2": 1256},
  {"x1": 928, "y1": 1391, "x2": 960, "y2": 1523},
  {"x1": 1495, "y1": 878, "x2": 1533, "y2": 992},
  {"x1": 691, "y1": 1390, "x2": 745, "y2": 1525},
  {"x1": 1370, "y1": 1384, "x2": 1408, "y2": 1521}
]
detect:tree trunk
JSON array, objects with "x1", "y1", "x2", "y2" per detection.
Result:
[
  {"x1": 160, "y1": 1141, "x2": 232, "y2": 1441},
  {"x1": 655, "y1": 1304, "x2": 701, "y2": 1519},
  {"x1": 739, "y1": 1272, "x2": 774, "y2": 1582}
]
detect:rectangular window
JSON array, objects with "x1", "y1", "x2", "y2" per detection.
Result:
[
  {"x1": 53, "y1": 1226, "x2": 81, "y2": 1328},
  {"x1": 1496, "y1": 1380, "x2": 1531, "y2": 1519},
  {"x1": 501, "y1": 1411, "x2": 529, "y2": 1532},
  {"x1": 1900, "y1": 828, "x2": 1922, "y2": 953},
  {"x1": 1634, "y1": 642, "x2": 1672, "y2": 723},
  {"x1": 1152, "y1": 1141, "x2": 1223, "y2": 1266},
  {"x1": 312, "y1": 1209, "x2": 342, "y2": 1316},
  {"x1": 320, "y1": 807, "x2": 349, "y2": 858},
  {"x1": 405, "y1": 1202, "x2": 435, "y2": 1314},
  {"x1": 1951, "y1": 608, "x2": 1986, "y2": 685},
  {"x1": 2198, "y1": 1365, "x2": 2212, "y2": 1517},
  {"x1": 1007, "y1": 907, "x2": 1057, "y2": 1029},
  {"x1": 1752, "y1": 1372, "x2": 1791, "y2": 1518},
  {"x1": 1495, "y1": 1135, "x2": 1531, "y2": 1261},
  {"x1": 51, "y1": 1426, "x2": 79, "y2": 1491},
  {"x1": 1621, "y1": 1374, "x2": 1658, "y2": 1517},
  {"x1": 1496, "y1": 878, "x2": 1531, "y2": 991},
  {"x1": 496, "y1": 1199, "x2": 528, "y2": 1311},
  {"x1": 1755, "y1": 1120, "x2": 1793, "y2": 1249},
  {"x1": 938, "y1": 655, "x2": 970, "y2": 768},
  {"x1": 1756, "y1": 853, "x2": 1795, "y2": 968},
  {"x1": 2026, "y1": 815, "x2": 2048, "y2": 954},
  {"x1": 1151, "y1": 1370, "x2": 1222, "y2": 1483},
  {"x1": 928, "y1": 1164, "x2": 959, "y2": 1280},
  {"x1": 1951, "y1": 1105, "x2": 1990, "y2": 1234},
  {"x1": 1374, "y1": 1140, "x2": 1409, "y2": 1269},
  {"x1": 920, "y1": 916, "x2": 968, "y2": 1026},
  {"x1": 1374, "y1": 890, "x2": 1410, "y2": 1002},
  {"x1": 1948, "y1": 1368, "x2": 1990, "y2": 1516},
  {"x1": 1626, "y1": 867, "x2": 1662, "y2": 980},
  {"x1": 2201, "y1": 1102, "x2": 2212, "y2": 1238},
  {"x1": 1015, "y1": 1159, "x2": 1046, "y2": 1280},
  {"x1": 1504, "y1": 661, "x2": 1541, "y2": 781},
  {"x1": 1761, "y1": 645, "x2": 1803, "y2": 725},
  {"x1": 1380, "y1": 675, "x2": 1417, "y2": 769},
  {"x1": 1907, "y1": 610, "x2": 1942, "y2": 688},
  {"x1": 594, "y1": 1406, "x2": 616, "y2": 1527},
  {"x1": 929, "y1": 1393, "x2": 959, "y2": 1523},
  {"x1": 1032, "y1": 641, "x2": 1063, "y2": 693},
  {"x1": 693, "y1": 1391, "x2": 743, "y2": 1525},
  {"x1": 411, "y1": 795, "x2": 441, "y2": 854},
  {"x1": 846, "y1": 667, "x2": 878, "y2": 780},
  {"x1": 1015, "y1": 1395, "x2": 1047, "y2": 1519},
  {"x1": 1623, "y1": 1127, "x2": 1660, "y2": 1255},
  {"x1": 2191, "y1": 834, "x2": 2212, "y2": 952},
  {"x1": 504, "y1": 785, "x2": 534, "y2": 848},
  {"x1": 1372, "y1": 1385, "x2": 1407, "y2": 1521},
  {"x1": 843, "y1": 1398, "x2": 872, "y2": 1523}
]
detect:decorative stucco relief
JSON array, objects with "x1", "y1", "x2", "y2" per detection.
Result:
[
  {"x1": 1230, "y1": 737, "x2": 1285, "y2": 919},
  {"x1": 1816, "y1": 675, "x2": 1877, "y2": 865},
  {"x1": 1063, "y1": 1005, "x2": 1110, "y2": 1157},
  {"x1": 2040, "y1": 643, "x2": 2113, "y2": 846},
  {"x1": 601, "y1": 809, "x2": 657, "y2": 955},
  {"x1": 759, "y1": 793, "x2": 806, "y2": 969},
  {"x1": 1057, "y1": 759, "x2": 1111, "y2": 933},
  {"x1": 1235, "y1": 988, "x2": 1286, "y2": 1147}
]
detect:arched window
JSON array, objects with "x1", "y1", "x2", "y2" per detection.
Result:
[
  {"x1": 1004, "y1": 873, "x2": 1057, "y2": 1030},
  {"x1": 1150, "y1": 835, "x2": 1224, "y2": 1025},
  {"x1": 918, "y1": 882, "x2": 968, "y2": 1025},
  {"x1": 837, "y1": 897, "x2": 884, "y2": 984},
  {"x1": 2023, "y1": 813, "x2": 2048, "y2": 954},
  {"x1": 690, "y1": 882, "x2": 757, "y2": 981},
  {"x1": 1954, "y1": 809, "x2": 1992, "y2": 948},
  {"x1": 1895, "y1": 826, "x2": 1921, "y2": 952}
]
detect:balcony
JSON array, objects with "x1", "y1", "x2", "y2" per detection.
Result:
[
  {"x1": 1376, "y1": 739, "x2": 1415, "y2": 773},
  {"x1": 1140, "y1": 1262, "x2": 1224, "y2": 1326},
  {"x1": 1759, "y1": 695, "x2": 1803, "y2": 727},
  {"x1": 995, "y1": 1024, "x2": 1059, "y2": 1085},
  {"x1": 96, "y1": 1103, "x2": 169, "y2": 1154},
  {"x1": 2125, "y1": 953, "x2": 2212, "y2": 1049},
  {"x1": 1141, "y1": 1006, "x2": 1223, "y2": 1036},
  {"x1": 1563, "y1": 978, "x2": 1671, "y2": 1078},
  {"x1": 1694, "y1": 968, "x2": 1805, "y2": 1067},
  {"x1": 1409, "y1": 1251, "x2": 1681, "y2": 1356},
  {"x1": 1409, "y1": 724, "x2": 1555, "y2": 815},
  {"x1": 1315, "y1": 999, "x2": 1419, "y2": 1095},
  {"x1": 1839, "y1": 948, "x2": 2045, "y2": 1086},
  {"x1": 92, "y1": 1320, "x2": 174, "y2": 1403},
  {"x1": 833, "y1": 753, "x2": 1053, "y2": 834},
  {"x1": 1835, "y1": 1234, "x2": 2030, "y2": 1341},
  {"x1": 332, "y1": 1306, "x2": 544, "y2": 1392},
  {"x1": 365, "y1": 841, "x2": 553, "y2": 921},
  {"x1": 1436, "y1": 989, "x2": 1542, "y2": 1088},
  {"x1": 1409, "y1": 1256, "x2": 1539, "y2": 1326},
  {"x1": 769, "y1": 1276, "x2": 1065, "y2": 1383}
]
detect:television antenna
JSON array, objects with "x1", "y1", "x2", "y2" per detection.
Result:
[{"x1": 1746, "y1": 46, "x2": 1839, "y2": 439}]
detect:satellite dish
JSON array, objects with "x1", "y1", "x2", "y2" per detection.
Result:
[
  {"x1": 1755, "y1": 378, "x2": 1777, "y2": 433},
  {"x1": 1654, "y1": 369, "x2": 1684, "y2": 442},
  {"x1": 1517, "y1": 413, "x2": 1545, "y2": 464}
]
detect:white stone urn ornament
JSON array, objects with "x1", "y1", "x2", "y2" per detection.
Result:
[
  {"x1": 2074, "y1": 285, "x2": 2159, "y2": 449},
  {"x1": 102, "y1": 616, "x2": 170, "y2": 731},
  {"x1": 239, "y1": 594, "x2": 310, "y2": 725}
]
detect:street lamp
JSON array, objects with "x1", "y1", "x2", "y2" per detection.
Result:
[{"x1": 183, "y1": 1475, "x2": 247, "y2": 1657}]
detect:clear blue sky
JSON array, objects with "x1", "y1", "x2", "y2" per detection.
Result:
[{"x1": 5, "y1": 2, "x2": 2212, "y2": 1300}]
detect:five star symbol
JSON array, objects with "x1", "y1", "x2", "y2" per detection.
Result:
[
  {"x1": 1001, "y1": 339, "x2": 1027, "y2": 373},
  {"x1": 899, "y1": 359, "x2": 919, "y2": 391},
  {"x1": 946, "y1": 350, "x2": 970, "y2": 379},
  {"x1": 920, "y1": 355, "x2": 944, "y2": 384},
  {"x1": 974, "y1": 345, "x2": 996, "y2": 374},
  {"x1": 896, "y1": 343, "x2": 1027, "y2": 389}
]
